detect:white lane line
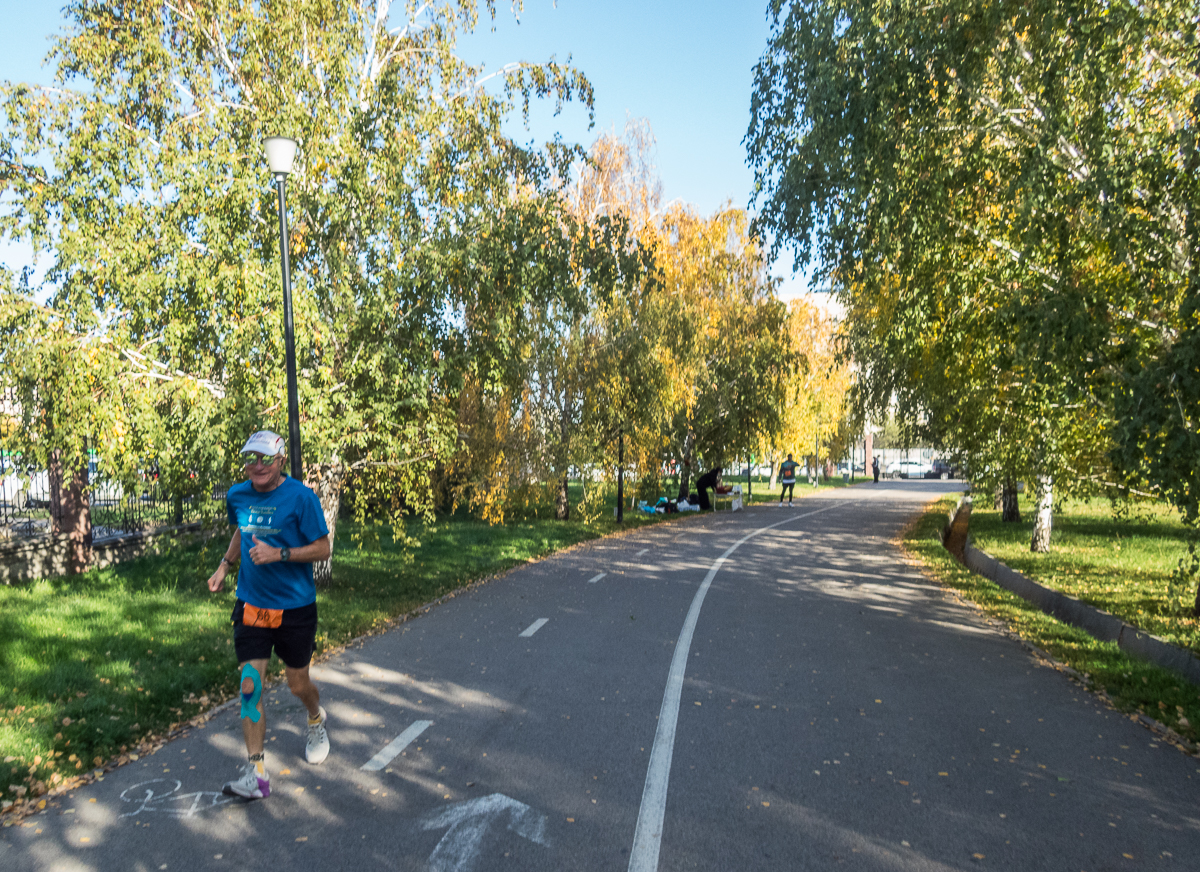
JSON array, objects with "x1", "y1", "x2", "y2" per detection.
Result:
[
  {"x1": 519, "y1": 618, "x2": 549, "y2": 637},
  {"x1": 635, "y1": 548, "x2": 649, "y2": 557},
  {"x1": 588, "y1": 572, "x2": 607, "y2": 584},
  {"x1": 626, "y1": 502, "x2": 846, "y2": 872},
  {"x1": 361, "y1": 719, "x2": 433, "y2": 771}
]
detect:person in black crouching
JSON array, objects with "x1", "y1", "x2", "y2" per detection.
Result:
[{"x1": 695, "y1": 467, "x2": 722, "y2": 510}]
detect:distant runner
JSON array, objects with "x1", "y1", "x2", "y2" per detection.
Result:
[
  {"x1": 779, "y1": 453, "x2": 798, "y2": 506},
  {"x1": 206, "y1": 430, "x2": 332, "y2": 800}
]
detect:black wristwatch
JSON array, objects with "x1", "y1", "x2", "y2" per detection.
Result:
[{"x1": 279, "y1": 546, "x2": 291, "y2": 562}]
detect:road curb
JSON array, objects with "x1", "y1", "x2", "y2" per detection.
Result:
[{"x1": 943, "y1": 496, "x2": 1200, "y2": 689}]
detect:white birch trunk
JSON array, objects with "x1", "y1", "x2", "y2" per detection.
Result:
[
  {"x1": 1031, "y1": 474, "x2": 1053, "y2": 553},
  {"x1": 307, "y1": 461, "x2": 344, "y2": 588}
]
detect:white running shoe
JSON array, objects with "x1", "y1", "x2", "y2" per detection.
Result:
[
  {"x1": 222, "y1": 762, "x2": 270, "y2": 799},
  {"x1": 306, "y1": 706, "x2": 330, "y2": 764}
]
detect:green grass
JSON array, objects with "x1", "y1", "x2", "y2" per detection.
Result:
[
  {"x1": 968, "y1": 496, "x2": 1199, "y2": 655},
  {"x1": 905, "y1": 495, "x2": 1200, "y2": 744},
  {"x1": 0, "y1": 506, "x2": 675, "y2": 804}
]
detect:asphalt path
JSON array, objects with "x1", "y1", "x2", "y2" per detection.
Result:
[{"x1": 3, "y1": 480, "x2": 1198, "y2": 871}]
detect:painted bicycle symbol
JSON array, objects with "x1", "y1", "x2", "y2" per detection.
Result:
[{"x1": 119, "y1": 779, "x2": 236, "y2": 818}]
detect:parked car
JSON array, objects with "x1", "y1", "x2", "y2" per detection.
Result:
[
  {"x1": 925, "y1": 459, "x2": 957, "y2": 480},
  {"x1": 898, "y1": 459, "x2": 932, "y2": 479}
]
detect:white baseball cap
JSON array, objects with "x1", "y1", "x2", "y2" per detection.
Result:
[{"x1": 240, "y1": 430, "x2": 286, "y2": 456}]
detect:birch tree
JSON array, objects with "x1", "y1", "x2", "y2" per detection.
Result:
[
  {"x1": 748, "y1": 0, "x2": 1196, "y2": 556},
  {"x1": 769, "y1": 297, "x2": 850, "y2": 479},
  {"x1": 653, "y1": 206, "x2": 793, "y2": 498},
  {"x1": 0, "y1": 1, "x2": 593, "y2": 577}
]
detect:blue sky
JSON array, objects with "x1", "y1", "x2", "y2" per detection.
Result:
[{"x1": 0, "y1": 1, "x2": 811, "y2": 298}]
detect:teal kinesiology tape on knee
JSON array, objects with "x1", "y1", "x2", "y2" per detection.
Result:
[{"x1": 240, "y1": 664, "x2": 262, "y2": 723}]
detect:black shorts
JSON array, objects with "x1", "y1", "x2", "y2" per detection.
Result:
[{"x1": 231, "y1": 600, "x2": 318, "y2": 669}]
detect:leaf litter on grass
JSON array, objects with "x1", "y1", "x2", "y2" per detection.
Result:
[
  {"x1": 904, "y1": 495, "x2": 1200, "y2": 748},
  {"x1": 969, "y1": 496, "x2": 1199, "y2": 654}
]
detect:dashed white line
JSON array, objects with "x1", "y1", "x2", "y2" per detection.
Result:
[
  {"x1": 626, "y1": 501, "x2": 845, "y2": 872},
  {"x1": 361, "y1": 719, "x2": 433, "y2": 771},
  {"x1": 635, "y1": 548, "x2": 649, "y2": 557},
  {"x1": 518, "y1": 618, "x2": 549, "y2": 638},
  {"x1": 587, "y1": 572, "x2": 607, "y2": 584}
]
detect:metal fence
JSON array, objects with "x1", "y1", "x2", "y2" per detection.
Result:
[
  {"x1": 1, "y1": 385, "x2": 229, "y2": 544},
  {"x1": 0, "y1": 465, "x2": 229, "y2": 544}
]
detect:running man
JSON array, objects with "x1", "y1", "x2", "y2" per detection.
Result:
[
  {"x1": 778, "y1": 453, "x2": 799, "y2": 505},
  {"x1": 206, "y1": 430, "x2": 332, "y2": 800}
]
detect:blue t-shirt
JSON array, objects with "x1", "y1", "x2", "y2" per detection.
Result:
[{"x1": 226, "y1": 476, "x2": 330, "y2": 610}]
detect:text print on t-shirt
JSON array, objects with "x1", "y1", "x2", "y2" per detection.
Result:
[{"x1": 242, "y1": 505, "x2": 282, "y2": 536}]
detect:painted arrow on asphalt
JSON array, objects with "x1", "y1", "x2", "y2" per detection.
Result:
[{"x1": 419, "y1": 793, "x2": 549, "y2": 872}]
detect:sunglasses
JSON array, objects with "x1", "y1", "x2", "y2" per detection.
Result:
[{"x1": 241, "y1": 452, "x2": 281, "y2": 467}]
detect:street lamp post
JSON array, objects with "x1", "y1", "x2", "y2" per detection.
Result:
[{"x1": 264, "y1": 136, "x2": 303, "y2": 482}]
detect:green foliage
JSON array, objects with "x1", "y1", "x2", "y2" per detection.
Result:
[
  {"x1": 446, "y1": 198, "x2": 663, "y2": 523},
  {"x1": 748, "y1": 0, "x2": 1198, "y2": 556},
  {"x1": 768, "y1": 297, "x2": 851, "y2": 469},
  {"x1": 442, "y1": 121, "x2": 798, "y2": 521},
  {"x1": 0, "y1": 0, "x2": 594, "y2": 538},
  {"x1": 0, "y1": 1, "x2": 814, "y2": 587},
  {"x1": 574, "y1": 477, "x2": 614, "y2": 524},
  {"x1": 654, "y1": 206, "x2": 795, "y2": 494}
]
